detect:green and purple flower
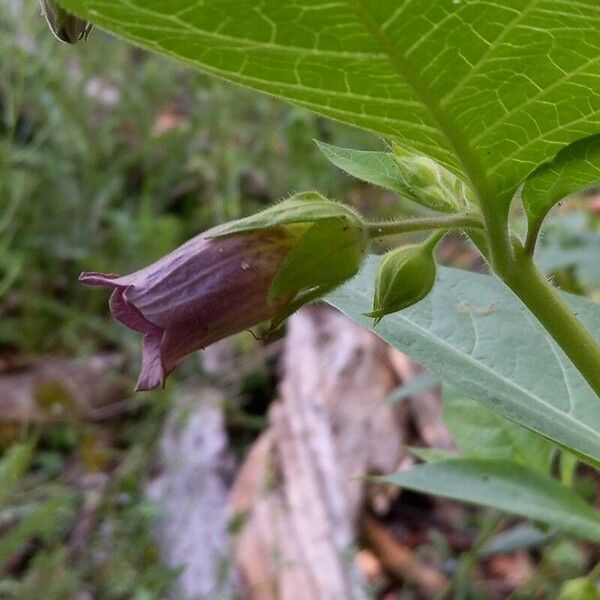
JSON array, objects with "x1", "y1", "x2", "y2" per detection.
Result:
[{"x1": 81, "y1": 194, "x2": 367, "y2": 390}]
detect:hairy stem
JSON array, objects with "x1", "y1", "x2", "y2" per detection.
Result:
[
  {"x1": 423, "y1": 229, "x2": 447, "y2": 251},
  {"x1": 478, "y1": 190, "x2": 600, "y2": 396},
  {"x1": 503, "y1": 243, "x2": 600, "y2": 398},
  {"x1": 366, "y1": 214, "x2": 483, "y2": 238}
]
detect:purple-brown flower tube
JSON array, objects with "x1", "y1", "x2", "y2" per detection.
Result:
[{"x1": 80, "y1": 228, "x2": 296, "y2": 391}]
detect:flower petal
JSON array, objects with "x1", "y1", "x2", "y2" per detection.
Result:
[
  {"x1": 135, "y1": 329, "x2": 166, "y2": 392},
  {"x1": 109, "y1": 286, "x2": 160, "y2": 335},
  {"x1": 80, "y1": 229, "x2": 298, "y2": 391},
  {"x1": 78, "y1": 272, "x2": 120, "y2": 286}
]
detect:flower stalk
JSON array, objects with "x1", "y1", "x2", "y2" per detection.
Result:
[{"x1": 366, "y1": 214, "x2": 483, "y2": 239}]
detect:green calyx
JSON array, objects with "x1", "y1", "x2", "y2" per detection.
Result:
[
  {"x1": 366, "y1": 232, "x2": 442, "y2": 325},
  {"x1": 267, "y1": 216, "x2": 368, "y2": 329},
  {"x1": 211, "y1": 192, "x2": 369, "y2": 330},
  {"x1": 39, "y1": 0, "x2": 92, "y2": 44},
  {"x1": 211, "y1": 191, "x2": 365, "y2": 237}
]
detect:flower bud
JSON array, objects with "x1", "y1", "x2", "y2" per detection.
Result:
[
  {"x1": 366, "y1": 234, "x2": 441, "y2": 324},
  {"x1": 391, "y1": 143, "x2": 474, "y2": 212},
  {"x1": 39, "y1": 0, "x2": 92, "y2": 44},
  {"x1": 80, "y1": 194, "x2": 367, "y2": 391}
]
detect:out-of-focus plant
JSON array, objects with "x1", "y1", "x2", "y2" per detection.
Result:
[{"x1": 0, "y1": 404, "x2": 176, "y2": 598}]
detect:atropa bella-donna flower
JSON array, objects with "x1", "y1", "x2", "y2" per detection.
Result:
[{"x1": 80, "y1": 193, "x2": 368, "y2": 391}]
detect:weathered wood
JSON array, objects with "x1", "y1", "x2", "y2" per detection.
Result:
[
  {"x1": 148, "y1": 387, "x2": 236, "y2": 600},
  {"x1": 230, "y1": 307, "x2": 407, "y2": 600}
]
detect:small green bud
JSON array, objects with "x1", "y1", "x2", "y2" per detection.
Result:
[
  {"x1": 39, "y1": 0, "x2": 92, "y2": 44},
  {"x1": 366, "y1": 233, "x2": 441, "y2": 324}
]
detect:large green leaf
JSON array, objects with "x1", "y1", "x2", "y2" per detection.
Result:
[
  {"x1": 328, "y1": 257, "x2": 600, "y2": 463},
  {"x1": 378, "y1": 459, "x2": 600, "y2": 543},
  {"x1": 59, "y1": 0, "x2": 600, "y2": 202}
]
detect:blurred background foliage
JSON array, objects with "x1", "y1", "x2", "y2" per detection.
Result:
[{"x1": 1, "y1": 2, "x2": 599, "y2": 598}]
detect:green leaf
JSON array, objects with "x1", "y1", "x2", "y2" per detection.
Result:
[
  {"x1": 522, "y1": 135, "x2": 600, "y2": 246},
  {"x1": 317, "y1": 141, "x2": 472, "y2": 213},
  {"x1": 443, "y1": 387, "x2": 555, "y2": 474},
  {"x1": 328, "y1": 257, "x2": 600, "y2": 464},
  {"x1": 378, "y1": 459, "x2": 600, "y2": 543},
  {"x1": 59, "y1": 0, "x2": 600, "y2": 202},
  {"x1": 385, "y1": 371, "x2": 440, "y2": 404},
  {"x1": 408, "y1": 447, "x2": 457, "y2": 463},
  {"x1": 480, "y1": 523, "x2": 553, "y2": 558}
]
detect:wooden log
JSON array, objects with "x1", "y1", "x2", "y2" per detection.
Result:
[{"x1": 230, "y1": 307, "x2": 407, "y2": 600}]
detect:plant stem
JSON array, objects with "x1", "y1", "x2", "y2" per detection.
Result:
[
  {"x1": 524, "y1": 220, "x2": 542, "y2": 256},
  {"x1": 480, "y1": 201, "x2": 514, "y2": 277},
  {"x1": 366, "y1": 214, "x2": 483, "y2": 238},
  {"x1": 477, "y1": 188, "x2": 600, "y2": 398},
  {"x1": 423, "y1": 229, "x2": 447, "y2": 251},
  {"x1": 504, "y1": 243, "x2": 600, "y2": 398}
]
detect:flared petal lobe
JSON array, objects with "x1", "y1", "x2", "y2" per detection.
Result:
[{"x1": 80, "y1": 228, "x2": 295, "y2": 391}]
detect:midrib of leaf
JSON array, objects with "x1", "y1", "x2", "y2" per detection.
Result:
[{"x1": 345, "y1": 0, "x2": 496, "y2": 206}]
